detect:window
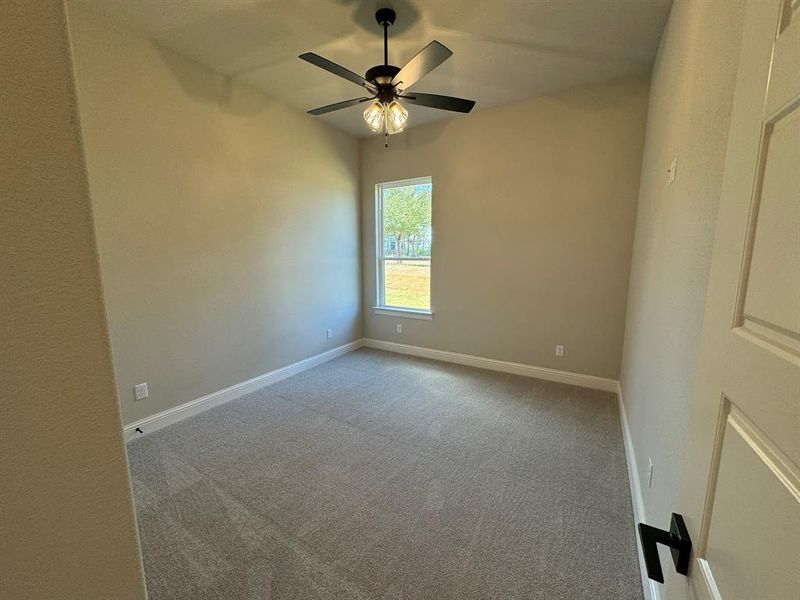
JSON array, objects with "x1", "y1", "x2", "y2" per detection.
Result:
[{"x1": 375, "y1": 177, "x2": 432, "y2": 314}]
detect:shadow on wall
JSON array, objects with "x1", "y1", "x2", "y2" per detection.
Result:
[
  {"x1": 369, "y1": 75, "x2": 649, "y2": 153},
  {"x1": 154, "y1": 44, "x2": 267, "y2": 116},
  {"x1": 142, "y1": 1, "x2": 413, "y2": 80},
  {"x1": 545, "y1": 77, "x2": 651, "y2": 111},
  {"x1": 150, "y1": 40, "x2": 356, "y2": 165},
  {"x1": 151, "y1": 3, "x2": 354, "y2": 74}
]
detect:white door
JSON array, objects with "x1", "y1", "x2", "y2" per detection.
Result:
[{"x1": 666, "y1": 0, "x2": 799, "y2": 599}]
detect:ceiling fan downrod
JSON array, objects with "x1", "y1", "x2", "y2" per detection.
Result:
[{"x1": 376, "y1": 8, "x2": 396, "y2": 67}]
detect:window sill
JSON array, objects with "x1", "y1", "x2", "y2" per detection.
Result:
[{"x1": 372, "y1": 307, "x2": 433, "y2": 320}]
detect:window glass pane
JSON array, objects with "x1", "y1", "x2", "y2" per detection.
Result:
[
  {"x1": 381, "y1": 181, "x2": 431, "y2": 310},
  {"x1": 383, "y1": 258, "x2": 430, "y2": 309}
]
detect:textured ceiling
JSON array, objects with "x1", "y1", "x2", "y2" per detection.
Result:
[{"x1": 71, "y1": 0, "x2": 671, "y2": 137}]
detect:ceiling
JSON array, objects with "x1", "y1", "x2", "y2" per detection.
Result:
[{"x1": 72, "y1": 0, "x2": 672, "y2": 137}]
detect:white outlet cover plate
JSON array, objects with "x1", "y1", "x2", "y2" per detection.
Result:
[{"x1": 134, "y1": 382, "x2": 149, "y2": 401}]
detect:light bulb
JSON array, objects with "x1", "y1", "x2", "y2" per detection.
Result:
[
  {"x1": 363, "y1": 101, "x2": 385, "y2": 133},
  {"x1": 385, "y1": 100, "x2": 408, "y2": 135}
]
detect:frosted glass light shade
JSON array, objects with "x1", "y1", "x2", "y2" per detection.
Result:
[
  {"x1": 363, "y1": 99, "x2": 409, "y2": 135},
  {"x1": 385, "y1": 100, "x2": 408, "y2": 135},
  {"x1": 363, "y1": 101, "x2": 385, "y2": 133}
]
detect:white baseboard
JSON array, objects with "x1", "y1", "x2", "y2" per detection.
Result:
[
  {"x1": 617, "y1": 381, "x2": 662, "y2": 600},
  {"x1": 124, "y1": 338, "x2": 615, "y2": 440},
  {"x1": 123, "y1": 339, "x2": 363, "y2": 440},
  {"x1": 363, "y1": 338, "x2": 618, "y2": 392}
]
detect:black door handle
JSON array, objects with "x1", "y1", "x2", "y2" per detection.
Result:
[{"x1": 637, "y1": 513, "x2": 692, "y2": 583}]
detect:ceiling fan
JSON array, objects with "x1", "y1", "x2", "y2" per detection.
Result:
[{"x1": 299, "y1": 7, "x2": 476, "y2": 143}]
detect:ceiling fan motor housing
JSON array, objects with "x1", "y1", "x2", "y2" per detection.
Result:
[{"x1": 365, "y1": 64, "x2": 401, "y2": 90}]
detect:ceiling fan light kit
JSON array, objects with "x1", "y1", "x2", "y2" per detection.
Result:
[
  {"x1": 364, "y1": 99, "x2": 408, "y2": 134},
  {"x1": 299, "y1": 7, "x2": 476, "y2": 146}
]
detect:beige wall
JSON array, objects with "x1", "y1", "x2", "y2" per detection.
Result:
[
  {"x1": 619, "y1": 0, "x2": 745, "y2": 528},
  {"x1": 0, "y1": 2, "x2": 146, "y2": 598},
  {"x1": 67, "y1": 6, "x2": 361, "y2": 425},
  {"x1": 361, "y1": 78, "x2": 649, "y2": 379}
]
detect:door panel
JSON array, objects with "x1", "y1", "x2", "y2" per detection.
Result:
[
  {"x1": 672, "y1": 0, "x2": 800, "y2": 599},
  {"x1": 741, "y1": 105, "x2": 800, "y2": 347},
  {"x1": 699, "y1": 398, "x2": 799, "y2": 600}
]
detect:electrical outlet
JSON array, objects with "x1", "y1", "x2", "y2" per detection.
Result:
[
  {"x1": 396, "y1": 323, "x2": 402, "y2": 334},
  {"x1": 325, "y1": 328, "x2": 333, "y2": 340},
  {"x1": 647, "y1": 458, "x2": 654, "y2": 488},
  {"x1": 134, "y1": 382, "x2": 149, "y2": 401},
  {"x1": 555, "y1": 344, "x2": 565, "y2": 358},
  {"x1": 667, "y1": 155, "x2": 677, "y2": 186}
]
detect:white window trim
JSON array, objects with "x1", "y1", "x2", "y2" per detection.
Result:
[
  {"x1": 372, "y1": 307, "x2": 433, "y2": 320},
  {"x1": 375, "y1": 176, "x2": 433, "y2": 316}
]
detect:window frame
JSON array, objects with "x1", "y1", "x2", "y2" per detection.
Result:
[{"x1": 374, "y1": 176, "x2": 433, "y2": 318}]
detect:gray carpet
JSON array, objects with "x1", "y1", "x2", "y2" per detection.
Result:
[{"x1": 127, "y1": 348, "x2": 643, "y2": 599}]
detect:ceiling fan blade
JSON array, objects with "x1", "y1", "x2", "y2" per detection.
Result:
[
  {"x1": 299, "y1": 53, "x2": 376, "y2": 92},
  {"x1": 391, "y1": 41, "x2": 452, "y2": 90},
  {"x1": 307, "y1": 97, "x2": 372, "y2": 115},
  {"x1": 399, "y1": 92, "x2": 476, "y2": 113}
]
